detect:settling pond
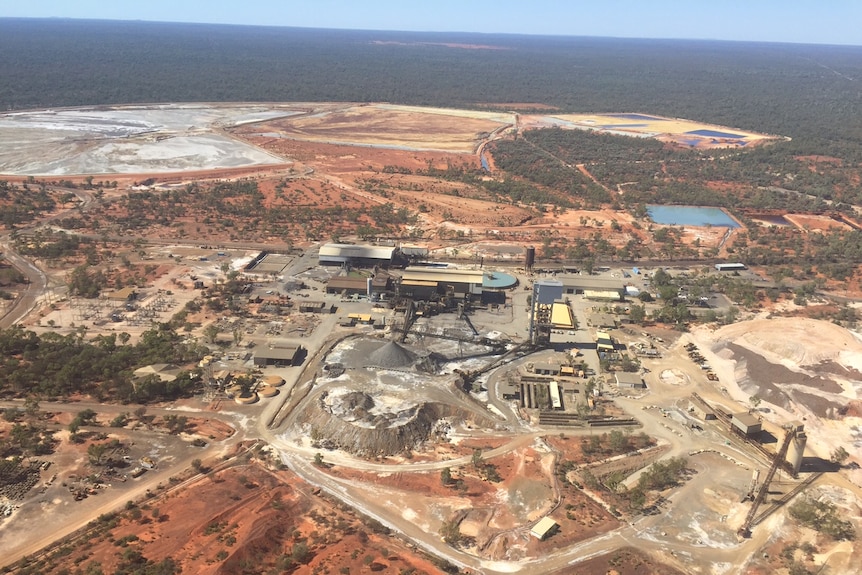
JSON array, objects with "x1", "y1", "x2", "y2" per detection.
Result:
[{"x1": 647, "y1": 205, "x2": 740, "y2": 228}]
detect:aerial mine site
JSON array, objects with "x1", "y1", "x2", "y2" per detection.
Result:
[{"x1": 1, "y1": 16, "x2": 862, "y2": 575}]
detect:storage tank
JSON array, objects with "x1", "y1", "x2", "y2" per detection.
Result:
[
  {"x1": 786, "y1": 422, "x2": 806, "y2": 477},
  {"x1": 524, "y1": 246, "x2": 536, "y2": 270}
]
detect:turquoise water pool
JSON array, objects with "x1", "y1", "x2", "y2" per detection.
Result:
[{"x1": 647, "y1": 205, "x2": 739, "y2": 228}]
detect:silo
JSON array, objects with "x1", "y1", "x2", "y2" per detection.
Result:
[
  {"x1": 786, "y1": 422, "x2": 806, "y2": 477},
  {"x1": 525, "y1": 246, "x2": 536, "y2": 270},
  {"x1": 367, "y1": 277, "x2": 373, "y2": 299}
]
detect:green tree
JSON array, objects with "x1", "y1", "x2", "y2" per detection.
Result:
[
  {"x1": 629, "y1": 304, "x2": 646, "y2": 324},
  {"x1": 609, "y1": 429, "x2": 628, "y2": 453},
  {"x1": 629, "y1": 487, "x2": 646, "y2": 511},
  {"x1": 76, "y1": 408, "x2": 98, "y2": 425},
  {"x1": 441, "y1": 466, "x2": 453, "y2": 486},
  {"x1": 87, "y1": 443, "x2": 108, "y2": 466},
  {"x1": 203, "y1": 323, "x2": 220, "y2": 344},
  {"x1": 439, "y1": 518, "x2": 463, "y2": 546},
  {"x1": 292, "y1": 541, "x2": 310, "y2": 564},
  {"x1": 471, "y1": 448, "x2": 483, "y2": 467}
]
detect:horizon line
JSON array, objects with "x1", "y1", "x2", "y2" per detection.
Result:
[{"x1": 2, "y1": 16, "x2": 860, "y2": 49}]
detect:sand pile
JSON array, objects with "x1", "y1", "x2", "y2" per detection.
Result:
[
  {"x1": 710, "y1": 317, "x2": 861, "y2": 367},
  {"x1": 366, "y1": 341, "x2": 417, "y2": 368},
  {"x1": 693, "y1": 318, "x2": 862, "y2": 419}
]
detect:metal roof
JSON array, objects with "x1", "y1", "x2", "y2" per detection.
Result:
[
  {"x1": 255, "y1": 346, "x2": 301, "y2": 360},
  {"x1": 554, "y1": 276, "x2": 625, "y2": 291},
  {"x1": 530, "y1": 516, "x2": 558, "y2": 539},
  {"x1": 400, "y1": 246, "x2": 429, "y2": 257},
  {"x1": 551, "y1": 303, "x2": 575, "y2": 328},
  {"x1": 584, "y1": 289, "x2": 623, "y2": 300},
  {"x1": 319, "y1": 243, "x2": 395, "y2": 260},
  {"x1": 327, "y1": 276, "x2": 369, "y2": 289},
  {"x1": 400, "y1": 267, "x2": 485, "y2": 285},
  {"x1": 732, "y1": 412, "x2": 760, "y2": 428},
  {"x1": 615, "y1": 372, "x2": 644, "y2": 386}
]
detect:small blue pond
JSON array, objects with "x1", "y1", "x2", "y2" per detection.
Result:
[
  {"x1": 647, "y1": 205, "x2": 739, "y2": 228},
  {"x1": 685, "y1": 129, "x2": 746, "y2": 139},
  {"x1": 608, "y1": 113, "x2": 664, "y2": 121}
]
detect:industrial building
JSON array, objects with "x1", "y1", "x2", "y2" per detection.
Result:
[
  {"x1": 253, "y1": 344, "x2": 304, "y2": 367},
  {"x1": 325, "y1": 276, "x2": 369, "y2": 295},
  {"x1": 615, "y1": 372, "x2": 646, "y2": 389},
  {"x1": 529, "y1": 279, "x2": 564, "y2": 343},
  {"x1": 400, "y1": 267, "x2": 484, "y2": 297},
  {"x1": 731, "y1": 412, "x2": 762, "y2": 436},
  {"x1": 690, "y1": 401, "x2": 717, "y2": 421},
  {"x1": 105, "y1": 287, "x2": 138, "y2": 302},
  {"x1": 531, "y1": 362, "x2": 562, "y2": 376},
  {"x1": 530, "y1": 517, "x2": 558, "y2": 540},
  {"x1": 318, "y1": 243, "x2": 407, "y2": 268},
  {"x1": 298, "y1": 301, "x2": 335, "y2": 314},
  {"x1": 596, "y1": 331, "x2": 616, "y2": 352},
  {"x1": 715, "y1": 262, "x2": 746, "y2": 272},
  {"x1": 550, "y1": 302, "x2": 576, "y2": 329},
  {"x1": 499, "y1": 378, "x2": 520, "y2": 400},
  {"x1": 555, "y1": 275, "x2": 625, "y2": 301},
  {"x1": 397, "y1": 267, "x2": 517, "y2": 301},
  {"x1": 133, "y1": 363, "x2": 180, "y2": 382}
]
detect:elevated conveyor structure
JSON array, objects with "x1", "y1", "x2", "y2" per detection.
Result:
[{"x1": 738, "y1": 428, "x2": 794, "y2": 538}]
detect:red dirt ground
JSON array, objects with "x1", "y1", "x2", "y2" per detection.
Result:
[
  {"x1": 31, "y1": 464, "x2": 446, "y2": 575},
  {"x1": 784, "y1": 213, "x2": 850, "y2": 232}
]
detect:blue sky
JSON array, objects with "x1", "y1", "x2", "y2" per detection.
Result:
[{"x1": 3, "y1": 0, "x2": 861, "y2": 46}]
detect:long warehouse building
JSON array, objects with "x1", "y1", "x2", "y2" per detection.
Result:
[{"x1": 318, "y1": 243, "x2": 406, "y2": 267}]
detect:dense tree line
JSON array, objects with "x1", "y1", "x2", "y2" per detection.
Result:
[
  {"x1": 490, "y1": 139, "x2": 610, "y2": 206},
  {"x1": 0, "y1": 324, "x2": 205, "y2": 402},
  {"x1": 105, "y1": 180, "x2": 416, "y2": 241},
  {"x1": 2, "y1": 19, "x2": 861, "y2": 149},
  {"x1": 502, "y1": 128, "x2": 858, "y2": 210},
  {"x1": 0, "y1": 181, "x2": 58, "y2": 228}
]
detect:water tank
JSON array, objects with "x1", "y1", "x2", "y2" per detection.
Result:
[{"x1": 525, "y1": 246, "x2": 536, "y2": 270}]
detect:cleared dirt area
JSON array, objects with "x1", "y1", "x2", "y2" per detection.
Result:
[
  {"x1": 575, "y1": 547, "x2": 690, "y2": 575},
  {"x1": 521, "y1": 112, "x2": 781, "y2": 150},
  {"x1": 320, "y1": 439, "x2": 620, "y2": 562},
  {"x1": 236, "y1": 103, "x2": 513, "y2": 153},
  {"x1": 784, "y1": 213, "x2": 851, "y2": 232}
]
